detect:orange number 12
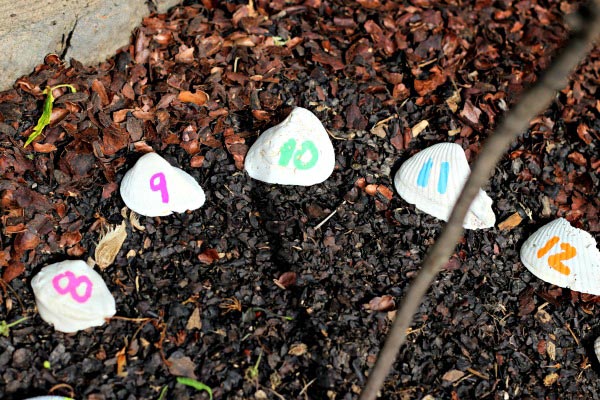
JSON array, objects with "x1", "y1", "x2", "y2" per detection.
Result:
[{"x1": 536, "y1": 236, "x2": 577, "y2": 276}]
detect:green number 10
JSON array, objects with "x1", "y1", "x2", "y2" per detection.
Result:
[{"x1": 278, "y1": 139, "x2": 318, "y2": 170}]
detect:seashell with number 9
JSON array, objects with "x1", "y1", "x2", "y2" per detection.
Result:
[
  {"x1": 244, "y1": 107, "x2": 335, "y2": 186},
  {"x1": 520, "y1": 218, "x2": 600, "y2": 294},
  {"x1": 120, "y1": 152, "x2": 206, "y2": 217},
  {"x1": 32, "y1": 260, "x2": 116, "y2": 333},
  {"x1": 393, "y1": 142, "x2": 495, "y2": 229}
]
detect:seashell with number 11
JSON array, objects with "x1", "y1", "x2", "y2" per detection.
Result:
[
  {"x1": 244, "y1": 107, "x2": 335, "y2": 186},
  {"x1": 393, "y1": 142, "x2": 495, "y2": 229},
  {"x1": 32, "y1": 260, "x2": 116, "y2": 333},
  {"x1": 120, "y1": 152, "x2": 206, "y2": 217},
  {"x1": 520, "y1": 218, "x2": 600, "y2": 295}
]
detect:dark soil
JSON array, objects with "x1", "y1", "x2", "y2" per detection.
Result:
[{"x1": 1, "y1": 0, "x2": 599, "y2": 399}]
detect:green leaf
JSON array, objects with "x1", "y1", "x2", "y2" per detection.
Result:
[
  {"x1": 176, "y1": 377, "x2": 213, "y2": 400},
  {"x1": 24, "y1": 84, "x2": 76, "y2": 148}
]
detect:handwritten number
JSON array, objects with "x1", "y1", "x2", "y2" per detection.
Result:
[
  {"x1": 52, "y1": 271, "x2": 93, "y2": 303},
  {"x1": 416, "y1": 159, "x2": 449, "y2": 194},
  {"x1": 536, "y1": 236, "x2": 577, "y2": 276},
  {"x1": 150, "y1": 172, "x2": 169, "y2": 203},
  {"x1": 278, "y1": 140, "x2": 318, "y2": 170}
]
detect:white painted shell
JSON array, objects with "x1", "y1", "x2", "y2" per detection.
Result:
[
  {"x1": 595, "y1": 336, "x2": 600, "y2": 362},
  {"x1": 120, "y1": 152, "x2": 205, "y2": 217},
  {"x1": 244, "y1": 107, "x2": 335, "y2": 186},
  {"x1": 24, "y1": 397, "x2": 74, "y2": 400},
  {"x1": 393, "y1": 142, "x2": 495, "y2": 229},
  {"x1": 520, "y1": 218, "x2": 600, "y2": 294},
  {"x1": 32, "y1": 260, "x2": 116, "y2": 333}
]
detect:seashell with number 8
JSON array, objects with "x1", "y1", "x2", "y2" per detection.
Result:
[
  {"x1": 244, "y1": 107, "x2": 335, "y2": 186},
  {"x1": 32, "y1": 260, "x2": 116, "y2": 333},
  {"x1": 393, "y1": 142, "x2": 496, "y2": 229},
  {"x1": 520, "y1": 218, "x2": 600, "y2": 295},
  {"x1": 120, "y1": 152, "x2": 206, "y2": 217}
]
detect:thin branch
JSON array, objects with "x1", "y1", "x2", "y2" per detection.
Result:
[{"x1": 359, "y1": 2, "x2": 600, "y2": 399}]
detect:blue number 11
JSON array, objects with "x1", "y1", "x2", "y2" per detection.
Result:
[{"x1": 417, "y1": 158, "x2": 449, "y2": 195}]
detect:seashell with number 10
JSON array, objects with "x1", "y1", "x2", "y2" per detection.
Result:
[
  {"x1": 520, "y1": 218, "x2": 600, "y2": 294},
  {"x1": 244, "y1": 107, "x2": 335, "y2": 186},
  {"x1": 393, "y1": 142, "x2": 495, "y2": 229},
  {"x1": 32, "y1": 260, "x2": 116, "y2": 333},
  {"x1": 120, "y1": 152, "x2": 206, "y2": 217}
]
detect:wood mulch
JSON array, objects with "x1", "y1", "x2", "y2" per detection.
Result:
[{"x1": 0, "y1": 0, "x2": 598, "y2": 398}]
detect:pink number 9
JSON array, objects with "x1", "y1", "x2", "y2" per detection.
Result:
[{"x1": 150, "y1": 172, "x2": 169, "y2": 203}]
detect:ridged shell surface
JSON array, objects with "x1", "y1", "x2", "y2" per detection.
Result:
[
  {"x1": 595, "y1": 336, "x2": 600, "y2": 362},
  {"x1": 32, "y1": 260, "x2": 116, "y2": 333},
  {"x1": 393, "y1": 142, "x2": 495, "y2": 229},
  {"x1": 520, "y1": 218, "x2": 600, "y2": 294},
  {"x1": 120, "y1": 152, "x2": 205, "y2": 217},
  {"x1": 244, "y1": 107, "x2": 335, "y2": 186}
]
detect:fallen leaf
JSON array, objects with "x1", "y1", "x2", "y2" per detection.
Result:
[
  {"x1": 168, "y1": 351, "x2": 197, "y2": 379},
  {"x1": 186, "y1": 307, "x2": 202, "y2": 330},
  {"x1": 411, "y1": 120, "x2": 429, "y2": 137},
  {"x1": 543, "y1": 372, "x2": 559, "y2": 386},
  {"x1": 288, "y1": 343, "x2": 307, "y2": 356},
  {"x1": 365, "y1": 295, "x2": 395, "y2": 312},
  {"x1": 546, "y1": 340, "x2": 556, "y2": 361},
  {"x1": 95, "y1": 221, "x2": 127, "y2": 270},
  {"x1": 446, "y1": 89, "x2": 462, "y2": 113},
  {"x1": 274, "y1": 272, "x2": 297, "y2": 289},
  {"x1": 178, "y1": 90, "x2": 209, "y2": 106},
  {"x1": 32, "y1": 142, "x2": 57, "y2": 152},
  {"x1": 198, "y1": 248, "x2": 220, "y2": 264},
  {"x1": 442, "y1": 369, "x2": 465, "y2": 383}
]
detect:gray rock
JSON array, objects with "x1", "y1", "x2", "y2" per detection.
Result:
[{"x1": 0, "y1": 0, "x2": 181, "y2": 91}]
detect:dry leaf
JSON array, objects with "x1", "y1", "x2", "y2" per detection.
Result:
[
  {"x1": 178, "y1": 90, "x2": 209, "y2": 106},
  {"x1": 446, "y1": 89, "x2": 461, "y2": 113},
  {"x1": 365, "y1": 295, "x2": 395, "y2": 311},
  {"x1": 129, "y1": 211, "x2": 145, "y2": 231},
  {"x1": 95, "y1": 221, "x2": 127, "y2": 270},
  {"x1": 186, "y1": 307, "x2": 202, "y2": 330},
  {"x1": 288, "y1": 343, "x2": 307, "y2": 356},
  {"x1": 546, "y1": 340, "x2": 556, "y2": 361},
  {"x1": 498, "y1": 212, "x2": 523, "y2": 230},
  {"x1": 543, "y1": 372, "x2": 559, "y2": 386},
  {"x1": 274, "y1": 271, "x2": 297, "y2": 289},
  {"x1": 442, "y1": 369, "x2": 465, "y2": 383},
  {"x1": 116, "y1": 345, "x2": 128, "y2": 377},
  {"x1": 411, "y1": 120, "x2": 429, "y2": 137},
  {"x1": 167, "y1": 352, "x2": 197, "y2": 379}
]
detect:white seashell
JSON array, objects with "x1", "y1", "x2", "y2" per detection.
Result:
[
  {"x1": 595, "y1": 336, "x2": 600, "y2": 362},
  {"x1": 120, "y1": 152, "x2": 206, "y2": 217},
  {"x1": 24, "y1": 397, "x2": 74, "y2": 400},
  {"x1": 393, "y1": 142, "x2": 495, "y2": 229},
  {"x1": 520, "y1": 218, "x2": 600, "y2": 294},
  {"x1": 244, "y1": 107, "x2": 335, "y2": 186},
  {"x1": 32, "y1": 260, "x2": 116, "y2": 333}
]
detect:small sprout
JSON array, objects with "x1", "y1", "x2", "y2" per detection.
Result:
[
  {"x1": 157, "y1": 385, "x2": 168, "y2": 400},
  {"x1": 43, "y1": 360, "x2": 51, "y2": 369},
  {"x1": 0, "y1": 316, "x2": 29, "y2": 337},
  {"x1": 24, "y1": 84, "x2": 76, "y2": 148},
  {"x1": 244, "y1": 350, "x2": 262, "y2": 383},
  {"x1": 176, "y1": 377, "x2": 213, "y2": 400}
]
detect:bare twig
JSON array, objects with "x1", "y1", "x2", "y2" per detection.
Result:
[{"x1": 360, "y1": 2, "x2": 600, "y2": 399}]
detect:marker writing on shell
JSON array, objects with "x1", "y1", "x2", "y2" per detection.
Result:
[
  {"x1": 150, "y1": 172, "x2": 169, "y2": 203},
  {"x1": 417, "y1": 158, "x2": 450, "y2": 194}
]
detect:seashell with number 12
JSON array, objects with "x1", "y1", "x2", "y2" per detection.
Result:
[
  {"x1": 32, "y1": 260, "x2": 116, "y2": 333},
  {"x1": 393, "y1": 142, "x2": 495, "y2": 229},
  {"x1": 244, "y1": 107, "x2": 335, "y2": 186},
  {"x1": 120, "y1": 152, "x2": 206, "y2": 217},
  {"x1": 520, "y1": 218, "x2": 600, "y2": 295}
]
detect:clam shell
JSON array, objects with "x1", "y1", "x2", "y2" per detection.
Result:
[
  {"x1": 120, "y1": 152, "x2": 205, "y2": 217},
  {"x1": 393, "y1": 142, "x2": 495, "y2": 229},
  {"x1": 520, "y1": 218, "x2": 600, "y2": 294},
  {"x1": 32, "y1": 260, "x2": 116, "y2": 333},
  {"x1": 24, "y1": 397, "x2": 74, "y2": 400},
  {"x1": 244, "y1": 107, "x2": 335, "y2": 186},
  {"x1": 595, "y1": 336, "x2": 600, "y2": 362}
]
